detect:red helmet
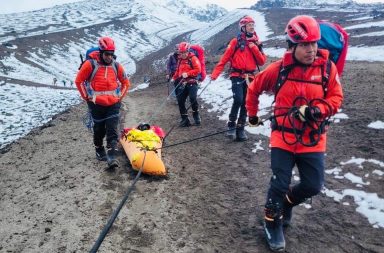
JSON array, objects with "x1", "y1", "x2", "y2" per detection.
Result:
[
  {"x1": 177, "y1": 42, "x2": 190, "y2": 53},
  {"x1": 239, "y1": 15, "x2": 254, "y2": 29},
  {"x1": 285, "y1": 15, "x2": 321, "y2": 43},
  {"x1": 98, "y1": 36, "x2": 115, "y2": 51}
]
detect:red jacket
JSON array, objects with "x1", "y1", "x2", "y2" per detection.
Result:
[
  {"x1": 172, "y1": 53, "x2": 201, "y2": 82},
  {"x1": 211, "y1": 33, "x2": 267, "y2": 79},
  {"x1": 246, "y1": 49, "x2": 343, "y2": 153},
  {"x1": 75, "y1": 52, "x2": 130, "y2": 106}
]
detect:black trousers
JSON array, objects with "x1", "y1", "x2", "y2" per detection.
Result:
[
  {"x1": 229, "y1": 77, "x2": 248, "y2": 124},
  {"x1": 87, "y1": 101, "x2": 121, "y2": 149},
  {"x1": 266, "y1": 147, "x2": 325, "y2": 208},
  {"x1": 176, "y1": 83, "x2": 199, "y2": 116}
]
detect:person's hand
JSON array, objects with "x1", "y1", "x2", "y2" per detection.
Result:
[
  {"x1": 182, "y1": 72, "x2": 188, "y2": 78},
  {"x1": 298, "y1": 105, "x2": 321, "y2": 122},
  {"x1": 249, "y1": 116, "x2": 263, "y2": 126},
  {"x1": 248, "y1": 42, "x2": 256, "y2": 48}
]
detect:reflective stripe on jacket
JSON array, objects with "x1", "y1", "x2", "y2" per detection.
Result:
[{"x1": 75, "y1": 53, "x2": 130, "y2": 106}]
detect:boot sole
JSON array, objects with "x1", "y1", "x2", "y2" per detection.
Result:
[
  {"x1": 263, "y1": 223, "x2": 286, "y2": 252},
  {"x1": 107, "y1": 160, "x2": 119, "y2": 170}
]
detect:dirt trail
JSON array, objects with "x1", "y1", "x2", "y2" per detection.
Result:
[{"x1": 0, "y1": 60, "x2": 383, "y2": 253}]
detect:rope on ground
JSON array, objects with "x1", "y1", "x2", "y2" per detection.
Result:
[{"x1": 89, "y1": 150, "x2": 147, "y2": 253}]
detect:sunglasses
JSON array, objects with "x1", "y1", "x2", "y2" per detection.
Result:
[{"x1": 103, "y1": 51, "x2": 115, "y2": 56}]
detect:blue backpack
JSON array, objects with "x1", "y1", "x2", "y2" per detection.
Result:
[{"x1": 318, "y1": 21, "x2": 349, "y2": 76}]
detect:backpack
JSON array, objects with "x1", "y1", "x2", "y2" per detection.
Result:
[
  {"x1": 188, "y1": 44, "x2": 206, "y2": 81},
  {"x1": 78, "y1": 47, "x2": 120, "y2": 102},
  {"x1": 318, "y1": 20, "x2": 349, "y2": 76},
  {"x1": 275, "y1": 21, "x2": 348, "y2": 99}
]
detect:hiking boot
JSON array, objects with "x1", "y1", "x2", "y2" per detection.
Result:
[
  {"x1": 236, "y1": 124, "x2": 248, "y2": 141},
  {"x1": 107, "y1": 147, "x2": 119, "y2": 169},
  {"x1": 225, "y1": 121, "x2": 236, "y2": 140},
  {"x1": 192, "y1": 111, "x2": 201, "y2": 126},
  {"x1": 179, "y1": 115, "x2": 191, "y2": 127},
  {"x1": 264, "y1": 200, "x2": 285, "y2": 251},
  {"x1": 282, "y1": 192, "x2": 296, "y2": 227},
  {"x1": 95, "y1": 146, "x2": 107, "y2": 161}
]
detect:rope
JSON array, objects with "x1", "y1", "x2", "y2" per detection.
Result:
[
  {"x1": 158, "y1": 116, "x2": 272, "y2": 151},
  {"x1": 276, "y1": 97, "x2": 333, "y2": 147},
  {"x1": 89, "y1": 150, "x2": 147, "y2": 253},
  {"x1": 83, "y1": 111, "x2": 120, "y2": 132},
  {"x1": 145, "y1": 81, "x2": 183, "y2": 124}
]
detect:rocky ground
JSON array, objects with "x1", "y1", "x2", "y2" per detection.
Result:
[{"x1": 1, "y1": 7, "x2": 384, "y2": 253}]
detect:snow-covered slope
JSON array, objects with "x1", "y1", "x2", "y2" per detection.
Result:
[
  {"x1": 0, "y1": 0, "x2": 226, "y2": 86},
  {"x1": 254, "y1": 0, "x2": 354, "y2": 8},
  {"x1": 190, "y1": 9, "x2": 272, "y2": 44}
]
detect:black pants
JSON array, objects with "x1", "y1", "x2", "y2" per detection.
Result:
[
  {"x1": 87, "y1": 101, "x2": 121, "y2": 149},
  {"x1": 176, "y1": 83, "x2": 199, "y2": 116},
  {"x1": 266, "y1": 148, "x2": 325, "y2": 207},
  {"x1": 229, "y1": 77, "x2": 247, "y2": 124}
]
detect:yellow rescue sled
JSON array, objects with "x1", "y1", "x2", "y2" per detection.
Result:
[{"x1": 120, "y1": 125, "x2": 166, "y2": 176}]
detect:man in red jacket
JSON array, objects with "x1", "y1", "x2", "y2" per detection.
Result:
[
  {"x1": 211, "y1": 15, "x2": 267, "y2": 141},
  {"x1": 245, "y1": 16, "x2": 343, "y2": 251},
  {"x1": 75, "y1": 37, "x2": 130, "y2": 169},
  {"x1": 171, "y1": 42, "x2": 201, "y2": 127}
]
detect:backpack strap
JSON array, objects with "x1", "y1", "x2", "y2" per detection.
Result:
[
  {"x1": 85, "y1": 59, "x2": 121, "y2": 102},
  {"x1": 274, "y1": 59, "x2": 332, "y2": 101},
  {"x1": 230, "y1": 36, "x2": 260, "y2": 73},
  {"x1": 322, "y1": 59, "x2": 332, "y2": 97},
  {"x1": 274, "y1": 63, "x2": 292, "y2": 102}
]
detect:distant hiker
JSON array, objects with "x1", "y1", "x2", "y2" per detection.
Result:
[
  {"x1": 52, "y1": 77, "x2": 57, "y2": 86},
  {"x1": 166, "y1": 45, "x2": 178, "y2": 82},
  {"x1": 210, "y1": 15, "x2": 267, "y2": 141},
  {"x1": 171, "y1": 42, "x2": 201, "y2": 127},
  {"x1": 75, "y1": 36, "x2": 130, "y2": 169},
  {"x1": 166, "y1": 45, "x2": 179, "y2": 101},
  {"x1": 245, "y1": 15, "x2": 343, "y2": 251},
  {"x1": 62, "y1": 80, "x2": 66, "y2": 87}
]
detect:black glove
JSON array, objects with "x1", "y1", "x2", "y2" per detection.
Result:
[
  {"x1": 249, "y1": 116, "x2": 263, "y2": 126},
  {"x1": 298, "y1": 105, "x2": 321, "y2": 122},
  {"x1": 257, "y1": 43, "x2": 263, "y2": 52}
]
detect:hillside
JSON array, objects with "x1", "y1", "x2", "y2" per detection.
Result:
[{"x1": 0, "y1": 1, "x2": 384, "y2": 252}]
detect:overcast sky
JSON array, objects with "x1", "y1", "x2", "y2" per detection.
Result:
[{"x1": 1, "y1": 0, "x2": 383, "y2": 14}]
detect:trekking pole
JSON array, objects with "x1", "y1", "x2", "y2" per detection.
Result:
[
  {"x1": 145, "y1": 81, "x2": 183, "y2": 125},
  {"x1": 162, "y1": 79, "x2": 213, "y2": 142},
  {"x1": 89, "y1": 151, "x2": 147, "y2": 253}
]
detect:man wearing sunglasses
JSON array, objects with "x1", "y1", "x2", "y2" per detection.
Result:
[{"x1": 75, "y1": 36, "x2": 130, "y2": 169}]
